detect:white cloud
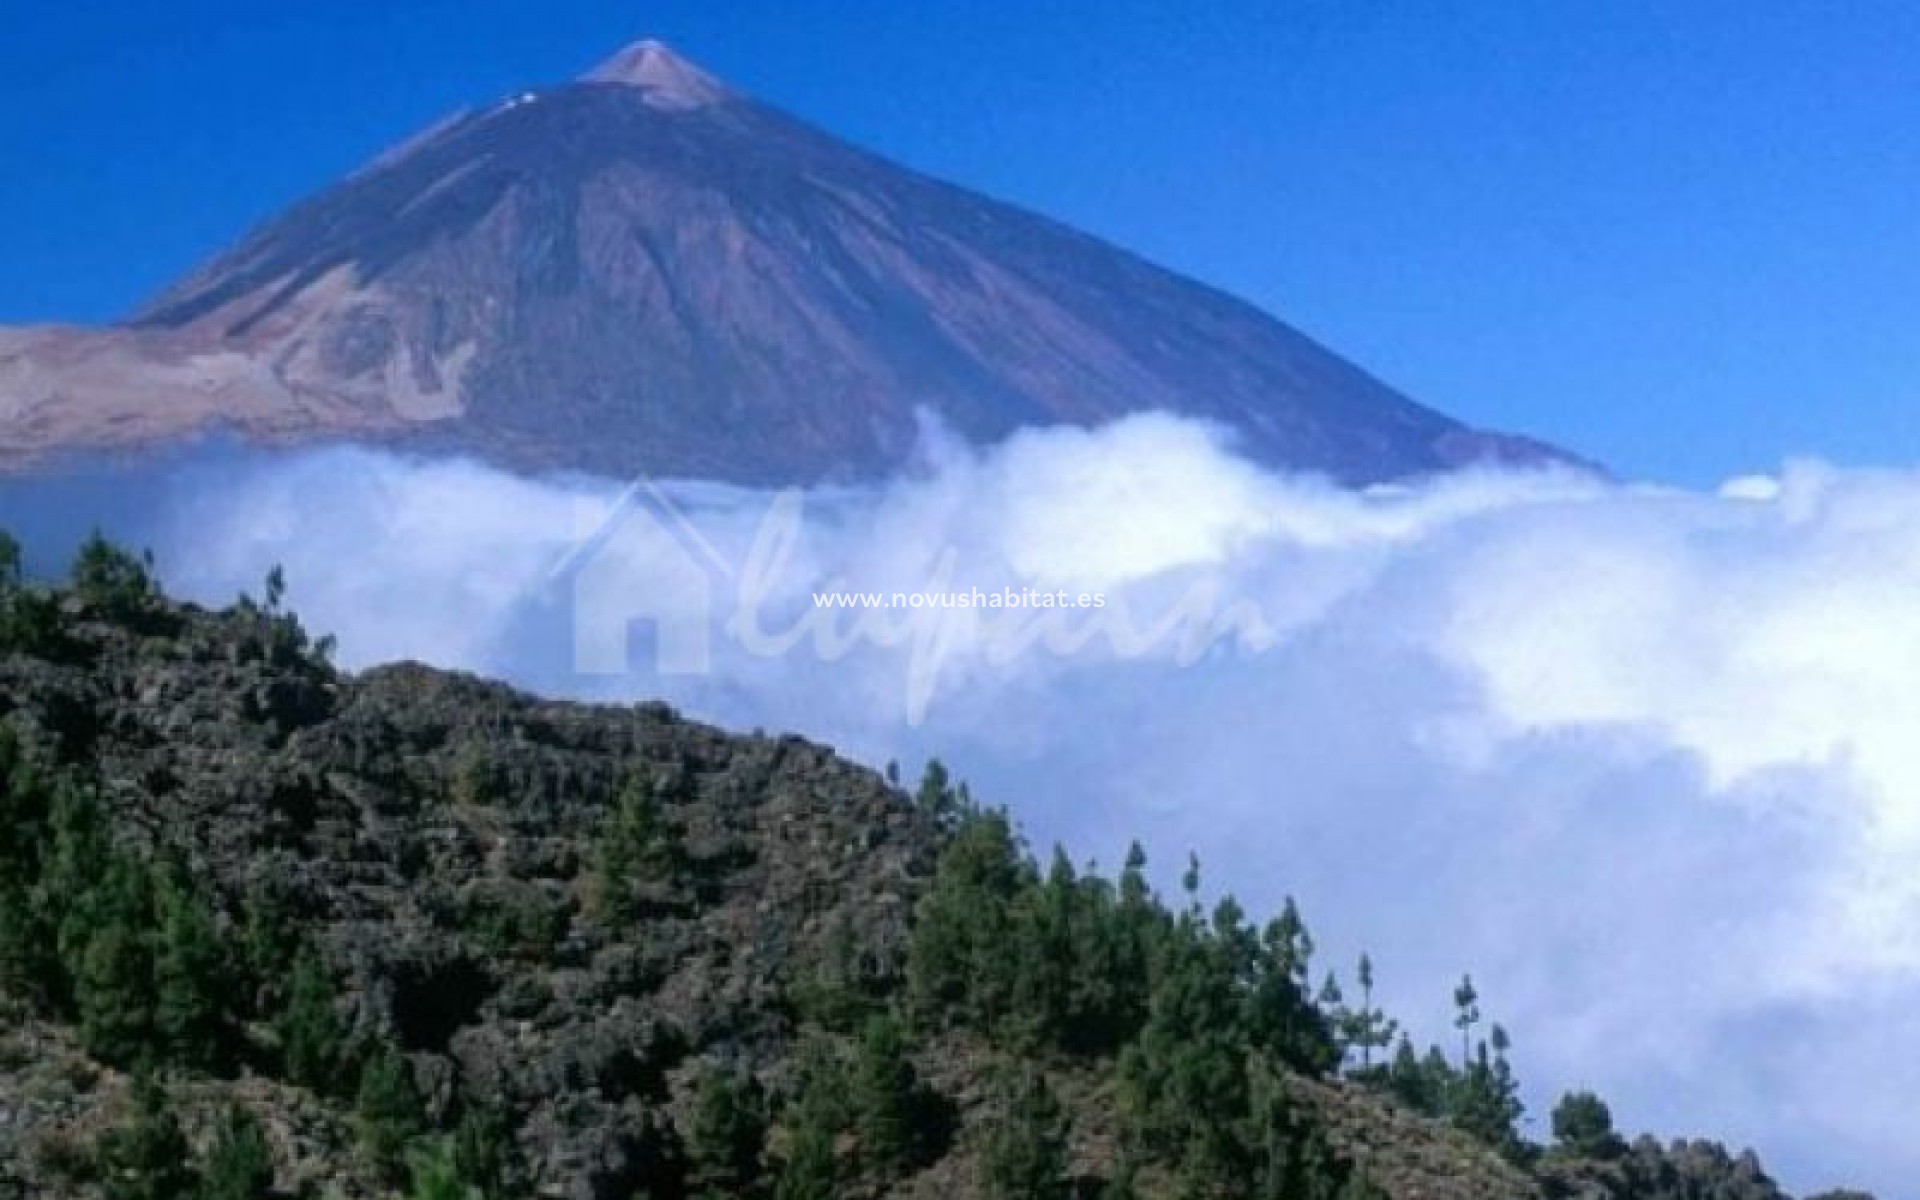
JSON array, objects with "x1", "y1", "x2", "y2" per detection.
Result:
[{"x1": 17, "y1": 419, "x2": 1920, "y2": 1195}]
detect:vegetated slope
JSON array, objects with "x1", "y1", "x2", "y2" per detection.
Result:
[
  {"x1": 0, "y1": 42, "x2": 1572, "y2": 484},
  {"x1": 0, "y1": 532, "x2": 1870, "y2": 1200}
]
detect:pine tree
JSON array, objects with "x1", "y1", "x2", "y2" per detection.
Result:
[
  {"x1": 1249, "y1": 1069, "x2": 1355, "y2": 1200},
  {"x1": 1270, "y1": 898, "x2": 1314, "y2": 988},
  {"x1": 99, "y1": 1073, "x2": 196, "y2": 1200},
  {"x1": 1317, "y1": 971, "x2": 1349, "y2": 1066},
  {"x1": 276, "y1": 946, "x2": 346, "y2": 1090},
  {"x1": 1451, "y1": 1025, "x2": 1524, "y2": 1156},
  {"x1": 591, "y1": 772, "x2": 685, "y2": 924},
  {"x1": 1247, "y1": 908, "x2": 1337, "y2": 1075},
  {"x1": 981, "y1": 1070, "x2": 1069, "y2": 1200},
  {"x1": 1116, "y1": 916, "x2": 1251, "y2": 1191},
  {"x1": 851, "y1": 1013, "x2": 922, "y2": 1176},
  {"x1": 1551, "y1": 1090, "x2": 1624, "y2": 1159},
  {"x1": 0, "y1": 867, "x2": 47, "y2": 1004},
  {"x1": 792, "y1": 919, "x2": 878, "y2": 1031},
  {"x1": 775, "y1": 1043, "x2": 845, "y2": 1200},
  {"x1": 0, "y1": 727, "x2": 36, "y2": 859},
  {"x1": 240, "y1": 881, "x2": 300, "y2": 1016},
  {"x1": 0, "y1": 732, "x2": 55, "y2": 1002},
  {"x1": 450, "y1": 746, "x2": 498, "y2": 809},
  {"x1": 70, "y1": 532, "x2": 157, "y2": 624},
  {"x1": 152, "y1": 857, "x2": 232, "y2": 1069},
  {"x1": 687, "y1": 1065, "x2": 768, "y2": 1198},
  {"x1": 1007, "y1": 847, "x2": 1086, "y2": 1049},
  {"x1": 1342, "y1": 955, "x2": 1397, "y2": 1075},
  {"x1": 198, "y1": 1104, "x2": 275, "y2": 1200},
  {"x1": 1109, "y1": 842, "x2": 1159, "y2": 1035},
  {"x1": 1067, "y1": 868, "x2": 1141, "y2": 1053},
  {"x1": 73, "y1": 852, "x2": 158, "y2": 1067},
  {"x1": 1118, "y1": 842, "x2": 1150, "y2": 910},
  {"x1": 356, "y1": 1041, "x2": 425, "y2": 1182},
  {"x1": 1383, "y1": 1036, "x2": 1449, "y2": 1117},
  {"x1": 906, "y1": 807, "x2": 1029, "y2": 1029},
  {"x1": 1421, "y1": 1046, "x2": 1454, "y2": 1107},
  {"x1": 45, "y1": 786, "x2": 116, "y2": 1008},
  {"x1": 1451, "y1": 975, "x2": 1480, "y2": 1069},
  {"x1": 0, "y1": 532, "x2": 62, "y2": 655},
  {"x1": 915, "y1": 758, "x2": 960, "y2": 829}
]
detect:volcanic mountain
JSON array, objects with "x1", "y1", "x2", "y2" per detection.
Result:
[{"x1": 0, "y1": 41, "x2": 1567, "y2": 483}]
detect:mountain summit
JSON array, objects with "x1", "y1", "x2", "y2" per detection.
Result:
[
  {"x1": 578, "y1": 39, "x2": 738, "y2": 108},
  {"x1": 0, "y1": 41, "x2": 1569, "y2": 482}
]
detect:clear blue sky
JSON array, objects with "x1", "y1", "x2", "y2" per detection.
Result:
[{"x1": 5, "y1": 0, "x2": 1920, "y2": 483}]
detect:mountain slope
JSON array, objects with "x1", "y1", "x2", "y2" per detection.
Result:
[
  {"x1": 0, "y1": 42, "x2": 1568, "y2": 483},
  {"x1": 0, "y1": 537, "x2": 1873, "y2": 1200}
]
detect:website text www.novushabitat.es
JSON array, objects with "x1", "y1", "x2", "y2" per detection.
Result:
[{"x1": 811, "y1": 586, "x2": 1107, "y2": 610}]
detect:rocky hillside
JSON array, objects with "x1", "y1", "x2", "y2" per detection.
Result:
[
  {"x1": 0, "y1": 534, "x2": 1872, "y2": 1200},
  {"x1": 0, "y1": 42, "x2": 1571, "y2": 484}
]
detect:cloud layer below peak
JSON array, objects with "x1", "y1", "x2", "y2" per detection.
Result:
[{"x1": 8, "y1": 417, "x2": 1917, "y2": 1194}]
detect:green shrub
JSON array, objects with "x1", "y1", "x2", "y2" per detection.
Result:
[
  {"x1": 687, "y1": 1065, "x2": 768, "y2": 1198},
  {"x1": 98, "y1": 1073, "x2": 195, "y2": 1200},
  {"x1": 198, "y1": 1104, "x2": 275, "y2": 1200},
  {"x1": 403, "y1": 1140, "x2": 467, "y2": 1200},
  {"x1": 1551, "y1": 1090, "x2": 1624, "y2": 1159},
  {"x1": 461, "y1": 881, "x2": 570, "y2": 962},
  {"x1": 0, "y1": 531, "x2": 66, "y2": 658},
  {"x1": 70, "y1": 532, "x2": 158, "y2": 624},
  {"x1": 981, "y1": 1070, "x2": 1069, "y2": 1200},
  {"x1": 451, "y1": 1104, "x2": 522, "y2": 1200}
]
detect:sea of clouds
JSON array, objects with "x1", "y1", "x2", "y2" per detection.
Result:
[{"x1": 7, "y1": 414, "x2": 1919, "y2": 1194}]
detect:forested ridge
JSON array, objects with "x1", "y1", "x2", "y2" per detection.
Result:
[{"x1": 0, "y1": 529, "x2": 1876, "y2": 1199}]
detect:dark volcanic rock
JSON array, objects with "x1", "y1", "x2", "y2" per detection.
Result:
[{"x1": 0, "y1": 595, "x2": 937, "y2": 1197}]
